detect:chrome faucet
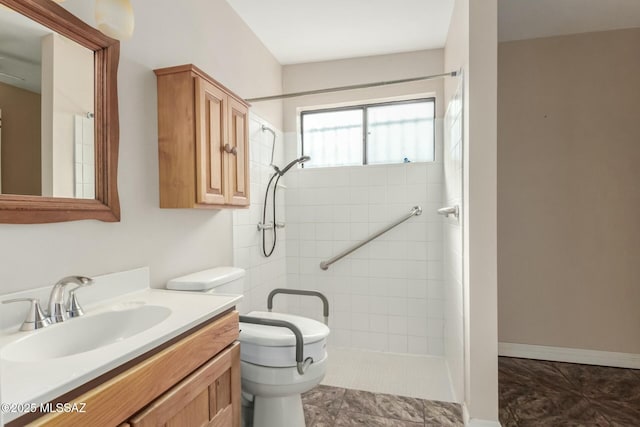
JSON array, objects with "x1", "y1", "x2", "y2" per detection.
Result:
[{"x1": 47, "y1": 276, "x2": 93, "y2": 323}]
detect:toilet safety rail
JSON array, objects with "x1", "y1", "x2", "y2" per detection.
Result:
[
  {"x1": 239, "y1": 316, "x2": 313, "y2": 375},
  {"x1": 320, "y1": 205, "x2": 422, "y2": 270},
  {"x1": 267, "y1": 289, "x2": 329, "y2": 325}
]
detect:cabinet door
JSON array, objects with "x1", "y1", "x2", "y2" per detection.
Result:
[
  {"x1": 195, "y1": 78, "x2": 227, "y2": 205},
  {"x1": 225, "y1": 98, "x2": 249, "y2": 206},
  {"x1": 129, "y1": 342, "x2": 240, "y2": 427}
]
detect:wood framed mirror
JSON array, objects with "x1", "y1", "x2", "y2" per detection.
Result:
[{"x1": 0, "y1": 0, "x2": 119, "y2": 223}]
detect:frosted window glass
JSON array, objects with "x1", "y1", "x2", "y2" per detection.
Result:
[
  {"x1": 301, "y1": 98, "x2": 434, "y2": 168},
  {"x1": 302, "y1": 109, "x2": 363, "y2": 168},
  {"x1": 367, "y1": 101, "x2": 434, "y2": 164}
]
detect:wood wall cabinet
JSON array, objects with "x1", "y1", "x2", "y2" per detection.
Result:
[
  {"x1": 154, "y1": 65, "x2": 250, "y2": 209},
  {"x1": 24, "y1": 311, "x2": 241, "y2": 427}
]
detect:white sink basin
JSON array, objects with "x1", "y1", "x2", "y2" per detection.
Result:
[{"x1": 1, "y1": 304, "x2": 171, "y2": 362}]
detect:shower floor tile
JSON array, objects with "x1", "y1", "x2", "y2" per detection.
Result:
[{"x1": 322, "y1": 347, "x2": 455, "y2": 402}]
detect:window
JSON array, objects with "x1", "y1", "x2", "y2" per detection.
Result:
[{"x1": 301, "y1": 98, "x2": 435, "y2": 168}]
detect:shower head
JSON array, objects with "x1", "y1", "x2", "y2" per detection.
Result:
[{"x1": 274, "y1": 156, "x2": 311, "y2": 176}]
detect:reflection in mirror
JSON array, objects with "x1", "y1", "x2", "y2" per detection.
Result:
[{"x1": 0, "y1": 5, "x2": 95, "y2": 199}]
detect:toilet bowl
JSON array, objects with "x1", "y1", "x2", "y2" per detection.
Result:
[
  {"x1": 166, "y1": 267, "x2": 330, "y2": 427},
  {"x1": 240, "y1": 310, "x2": 329, "y2": 427}
]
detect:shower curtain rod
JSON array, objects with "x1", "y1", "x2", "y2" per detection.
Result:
[{"x1": 246, "y1": 70, "x2": 459, "y2": 102}]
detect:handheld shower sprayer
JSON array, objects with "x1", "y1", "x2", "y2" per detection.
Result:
[{"x1": 273, "y1": 155, "x2": 311, "y2": 176}]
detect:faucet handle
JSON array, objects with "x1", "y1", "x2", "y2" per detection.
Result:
[
  {"x1": 66, "y1": 289, "x2": 86, "y2": 318},
  {"x1": 2, "y1": 298, "x2": 51, "y2": 331}
]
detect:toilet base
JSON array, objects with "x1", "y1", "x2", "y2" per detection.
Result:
[{"x1": 253, "y1": 394, "x2": 305, "y2": 427}]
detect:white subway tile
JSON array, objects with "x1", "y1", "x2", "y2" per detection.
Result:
[
  {"x1": 428, "y1": 337, "x2": 445, "y2": 356},
  {"x1": 406, "y1": 164, "x2": 427, "y2": 184},
  {"x1": 370, "y1": 314, "x2": 389, "y2": 333},
  {"x1": 316, "y1": 241, "x2": 334, "y2": 258},
  {"x1": 349, "y1": 205, "x2": 369, "y2": 222},
  {"x1": 369, "y1": 296, "x2": 388, "y2": 314},
  {"x1": 406, "y1": 241, "x2": 428, "y2": 261},
  {"x1": 332, "y1": 205, "x2": 350, "y2": 222},
  {"x1": 368, "y1": 186, "x2": 387, "y2": 204},
  {"x1": 427, "y1": 261, "x2": 443, "y2": 280},
  {"x1": 387, "y1": 165, "x2": 406, "y2": 185},
  {"x1": 407, "y1": 317, "x2": 428, "y2": 337},
  {"x1": 428, "y1": 318, "x2": 444, "y2": 338},
  {"x1": 388, "y1": 316, "x2": 408, "y2": 334},
  {"x1": 428, "y1": 281, "x2": 445, "y2": 300},
  {"x1": 315, "y1": 223, "x2": 334, "y2": 241},
  {"x1": 387, "y1": 279, "x2": 407, "y2": 297},
  {"x1": 349, "y1": 187, "x2": 369, "y2": 204},
  {"x1": 349, "y1": 222, "x2": 370, "y2": 240},
  {"x1": 407, "y1": 336, "x2": 428, "y2": 354},
  {"x1": 369, "y1": 204, "x2": 389, "y2": 223},
  {"x1": 349, "y1": 167, "x2": 370, "y2": 187},
  {"x1": 351, "y1": 295, "x2": 370, "y2": 312},
  {"x1": 407, "y1": 279, "x2": 428, "y2": 299},
  {"x1": 406, "y1": 261, "x2": 428, "y2": 280},
  {"x1": 330, "y1": 329, "x2": 353, "y2": 348},
  {"x1": 387, "y1": 186, "x2": 407, "y2": 204},
  {"x1": 330, "y1": 294, "x2": 349, "y2": 313},
  {"x1": 426, "y1": 163, "x2": 443, "y2": 183},
  {"x1": 351, "y1": 313, "x2": 370, "y2": 331},
  {"x1": 408, "y1": 299, "x2": 428, "y2": 318},
  {"x1": 387, "y1": 297, "x2": 407, "y2": 316},
  {"x1": 388, "y1": 335, "x2": 408, "y2": 353},
  {"x1": 332, "y1": 223, "x2": 350, "y2": 240},
  {"x1": 299, "y1": 224, "x2": 316, "y2": 240},
  {"x1": 351, "y1": 259, "x2": 369, "y2": 277},
  {"x1": 366, "y1": 167, "x2": 387, "y2": 186}
]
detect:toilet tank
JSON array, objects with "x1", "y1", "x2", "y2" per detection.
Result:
[{"x1": 166, "y1": 267, "x2": 245, "y2": 294}]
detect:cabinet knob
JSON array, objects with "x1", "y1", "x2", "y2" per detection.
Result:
[{"x1": 223, "y1": 144, "x2": 238, "y2": 156}]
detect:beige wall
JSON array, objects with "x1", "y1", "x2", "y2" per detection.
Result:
[
  {"x1": 445, "y1": 0, "x2": 499, "y2": 423},
  {"x1": 498, "y1": 28, "x2": 640, "y2": 354},
  {"x1": 281, "y1": 50, "x2": 445, "y2": 164},
  {"x1": 0, "y1": 82, "x2": 41, "y2": 195},
  {"x1": 0, "y1": 0, "x2": 282, "y2": 294},
  {"x1": 41, "y1": 33, "x2": 94, "y2": 198}
]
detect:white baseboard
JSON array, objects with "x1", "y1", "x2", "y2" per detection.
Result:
[
  {"x1": 499, "y1": 342, "x2": 640, "y2": 369},
  {"x1": 463, "y1": 403, "x2": 502, "y2": 427}
]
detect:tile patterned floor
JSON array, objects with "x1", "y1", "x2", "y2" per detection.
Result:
[
  {"x1": 499, "y1": 356, "x2": 640, "y2": 426},
  {"x1": 302, "y1": 385, "x2": 463, "y2": 427}
]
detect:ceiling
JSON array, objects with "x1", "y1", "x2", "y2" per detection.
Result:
[
  {"x1": 226, "y1": 0, "x2": 455, "y2": 65},
  {"x1": 0, "y1": 5, "x2": 53, "y2": 92},
  {"x1": 499, "y1": 0, "x2": 640, "y2": 42},
  {"x1": 227, "y1": 0, "x2": 640, "y2": 64}
]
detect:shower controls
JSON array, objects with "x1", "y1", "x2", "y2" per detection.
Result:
[{"x1": 437, "y1": 205, "x2": 460, "y2": 219}]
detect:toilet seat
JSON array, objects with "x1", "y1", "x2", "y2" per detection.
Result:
[{"x1": 239, "y1": 311, "x2": 329, "y2": 368}]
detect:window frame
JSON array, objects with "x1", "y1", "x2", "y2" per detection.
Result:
[{"x1": 300, "y1": 97, "x2": 436, "y2": 168}]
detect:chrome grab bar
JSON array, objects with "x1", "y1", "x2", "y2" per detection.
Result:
[
  {"x1": 239, "y1": 315, "x2": 313, "y2": 375},
  {"x1": 320, "y1": 205, "x2": 422, "y2": 271},
  {"x1": 267, "y1": 288, "x2": 330, "y2": 325}
]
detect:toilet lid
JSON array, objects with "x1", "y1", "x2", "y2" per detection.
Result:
[{"x1": 240, "y1": 311, "x2": 330, "y2": 347}]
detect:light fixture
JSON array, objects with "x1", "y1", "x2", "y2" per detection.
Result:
[{"x1": 95, "y1": 0, "x2": 134, "y2": 41}]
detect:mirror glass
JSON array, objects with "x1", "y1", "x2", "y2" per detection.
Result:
[{"x1": 0, "y1": 5, "x2": 95, "y2": 199}]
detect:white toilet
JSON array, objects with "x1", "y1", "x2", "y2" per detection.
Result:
[{"x1": 167, "y1": 267, "x2": 330, "y2": 427}]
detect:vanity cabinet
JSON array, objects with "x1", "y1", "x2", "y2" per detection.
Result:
[
  {"x1": 154, "y1": 64, "x2": 250, "y2": 209},
  {"x1": 26, "y1": 310, "x2": 241, "y2": 427}
]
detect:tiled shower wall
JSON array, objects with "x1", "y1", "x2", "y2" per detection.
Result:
[
  {"x1": 232, "y1": 114, "x2": 287, "y2": 314},
  {"x1": 282, "y1": 162, "x2": 445, "y2": 356}
]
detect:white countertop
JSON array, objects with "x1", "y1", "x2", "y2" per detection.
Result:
[{"x1": 0, "y1": 268, "x2": 242, "y2": 423}]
